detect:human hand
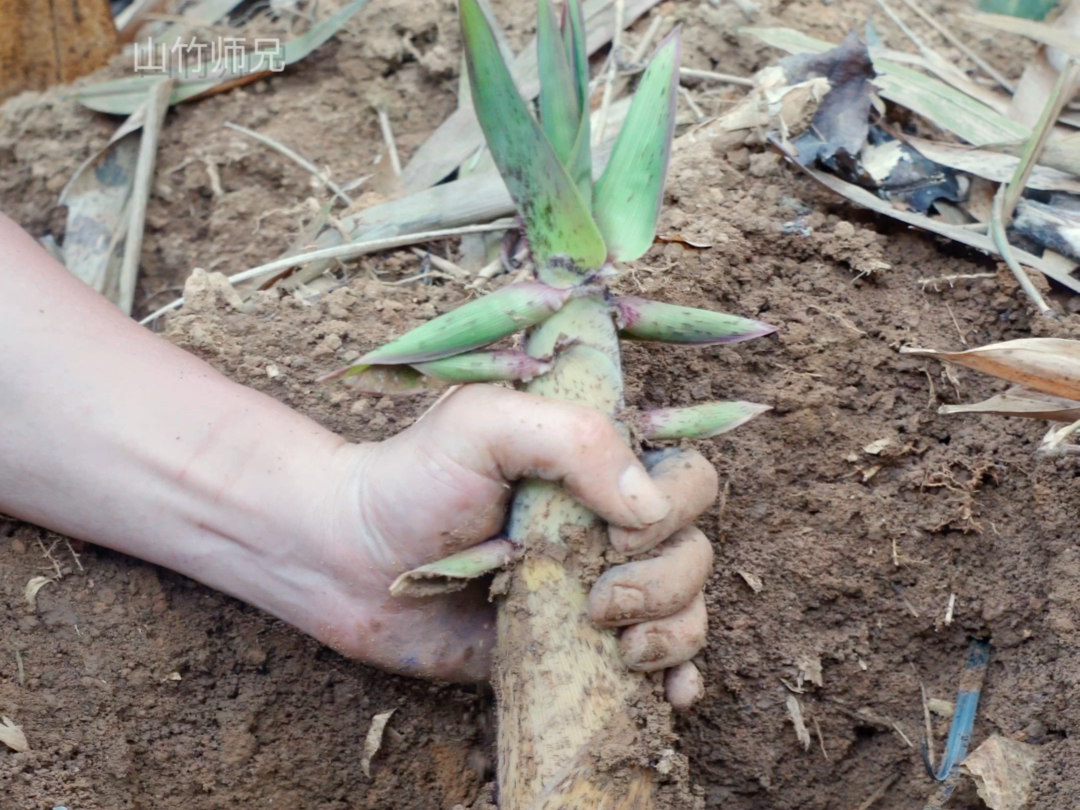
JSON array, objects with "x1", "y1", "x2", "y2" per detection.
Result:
[
  {"x1": 320, "y1": 385, "x2": 717, "y2": 709},
  {"x1": 0, "y1": 214, "x2": 716, "y2": 708}
]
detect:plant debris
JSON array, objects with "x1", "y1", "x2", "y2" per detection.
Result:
[
  {"x1": 360, "y1": 709, "x2": 396, "y2": 778},
  {"x1": 786, "y1": 693, "x2": 812, "y2": 750},
  {"x1": 0, "y1": 717, "x2": 29, "y2": 753},
  {"x1": 24, "y1": 576, "x2": 54, "y2": 611}
]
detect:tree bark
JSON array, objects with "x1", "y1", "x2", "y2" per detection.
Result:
[{"x1": 0, "y1": 0, "x2": 118, "y2": 102}]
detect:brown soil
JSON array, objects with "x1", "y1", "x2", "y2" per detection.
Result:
[{"x1": 1, "y1": 0, "x2": 1077, "y2": 808}]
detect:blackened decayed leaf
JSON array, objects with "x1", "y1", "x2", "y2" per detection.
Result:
[
  {"x1": 782, "y1": 30, "x2": 875, "y2": 165},
  {"x1": 838, "y1": 129, "x2": 966, "y2": 214},
  {"x1": 1013, "y1": 196, "x2": 1080, "y2": 262}
]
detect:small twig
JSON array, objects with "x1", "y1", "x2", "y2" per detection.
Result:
[
  {"x1": 410, "y1": 248, "x2": 468, "y2": 278},
  {"x1": 631, "y1": 14, "x2": 664, "y2": 63},
  {"x1": 383, "y1": 270, "x2": 458, "y2": 285},
  {"x1": 467, "y1": 257, "x2": 508, "y2": 288},
  {"x1": 923, "y1": 368, "x2": 937, "y2": 410},
  {"x1": 678, "y1": 86, "x2": 706, "y2": 122},
  {"x1": 944, "y1": 593, "x2": 956, "y2": 625},
  {"x1": 895, "y1": 0, "x2": 1014, "y2": 92},
  {"x1": 203, "y1": 158, "x2": 225, "y2": 199},
  {"x1": 812, "y1": 714, "x2": 829, "y2": 760},
  {"x1": 224, "y1": 121, "x2": 353, "y2": 207},
  {"x1": 609, "y1": 15, "x2": 666, "y2": 100},
  {"x1": 891, "y1": 583, "x2": 920, "y2": 618},
  {"x1": 990, "y1": 185, "x2": 1055, "y2": 318},
  {"x1": 852, "y1": 773, "x2": 900, "y2": 810},
  {"x1": 679, "y1": 67, "x2": 755, "y2": 87},
  {"x1": 891, "y1": 720, "x2": 914, "y2": 749},
  {"x1": 139, "y1": 220, "x2": 515, "y2": 325},
  {"x1": 65, "y1": 539, "x2": 84, "y2": 573},
  {"x1": 37, "y1": 537, "x2": 63, "y2": 579},
  {"x1": 874, "y1": 0, "x2": 932, "y2": 55},
  {"x1": 944, "y1": 302, "x2": 966, "y2": 346},
  {"x1": 717, "y1": 479, "x2": 730, "y2": 523},
  {"x1": 118, "y1": 77, "x2": 173, "y2": 317},
  {"x1": 920, "y1": 680, "x2": 936, "y2": 772},
  {"x1": 917, "y1": 272, "x2": 994, "y2": 290},
  {"x1": 376, "y1": 107, "x2": 403, "y2": 178},
  {"x1": 593, "y1": 0, "x2": 626, "y2": 146},
  {"x1": 413, "y1": 384, "x2": 464, "y2": 427}
]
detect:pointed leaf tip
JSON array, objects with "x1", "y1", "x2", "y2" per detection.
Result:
[
  {"x1": 359, "y1": 281, "x2": 572, "y2": 366},
  {"x1": 901, "y1": 339, "x2": 1080, "y2": 401},
  {"x1": 460, "y1": 0, "x2": 605, "y2": 269},
  {"x1": 638, "y1": 401, "x2": 771, "y2": 441},
  {"x1": 615, "y1": 296, "x2": 777, "y2": 344},
  {"x1": 593, "y1": 29, "x2": 681, "y2": 262}
]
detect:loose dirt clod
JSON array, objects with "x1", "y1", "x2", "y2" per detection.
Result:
[{"x1": 962, "y1": 735, "x2": 1040, "y2": 810}]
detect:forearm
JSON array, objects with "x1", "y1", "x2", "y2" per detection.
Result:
[{"x1": 0, "y1": 215, "x2": 358, "y2": 613}]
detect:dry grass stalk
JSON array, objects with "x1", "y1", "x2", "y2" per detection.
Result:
[
  {"x1": 118, "y1": 78, "x2": 174, "y2": 316},
  {"x1": 224, "y1": 121, "x2": 354, "y2": 206}
]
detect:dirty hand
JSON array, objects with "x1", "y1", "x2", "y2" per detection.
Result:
[
  {"x1": 332, "y1": 385, "x2": 718, "y2": 709},
  {"x1": 1, "y1": 215, "x2": 714, "y2": 708}
]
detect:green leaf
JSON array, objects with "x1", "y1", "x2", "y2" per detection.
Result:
[
  {"x1": 353, "y1": 281, "x2": 572, "y2": 366},
  {"x1": 975, "y1": 0, "x2": 1058, "y2": 20},
  {"x1": 538, "y1": 0, "x2": 581, "y2": 167},
  {"x1": 565, "y1": 0, "x2": 593, "y2": 206},
  {"x1": 592, "y1": 30, "x2": 680, "y2": 262},
  {"x1": 460, "y1": 0, "x2": 606, "y2": 270}
]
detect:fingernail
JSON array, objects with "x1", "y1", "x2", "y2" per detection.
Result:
[
  {"x1": 605, "y1": 585, "x2": 646, "y2": 623},
  {"x1": 617, "y1": 465, "x2": 670, "y2": 526}
]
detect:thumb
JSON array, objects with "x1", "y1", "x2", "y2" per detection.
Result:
[{"x1": 424, "y1": 385, "x2": 670, "y2": 529}]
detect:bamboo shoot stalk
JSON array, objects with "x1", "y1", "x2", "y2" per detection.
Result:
[{"x1": 496, "y1": 297, "x2": 658, "y2": 807}]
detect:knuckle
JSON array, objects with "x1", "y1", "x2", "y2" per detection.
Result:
[{"x1": 565, "y1": 405, "x2": 618, "y2": 451}]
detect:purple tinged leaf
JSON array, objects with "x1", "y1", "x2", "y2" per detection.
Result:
[
  {"x1": 637, "y1": 401, "x2": 772, "y2": 441},
  {"x1": 320, "y1": 282, "x2": 572, "y2": 372},
  {"x1": 413, "y1": 350, "x2": 554, "y2": 383},
  {"x1": 614, "y1": 296, "x2": 777, "y2": 344}
]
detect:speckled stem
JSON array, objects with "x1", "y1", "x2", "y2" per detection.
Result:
[{"x1": 494, "y1": 295, "x2": 655, "y2": 809}]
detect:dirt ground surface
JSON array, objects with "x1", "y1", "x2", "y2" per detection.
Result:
[{"x1": 2, "y1": 0, "x2": 1078, "y2": 808}]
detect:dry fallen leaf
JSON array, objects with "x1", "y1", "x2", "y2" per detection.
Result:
[
  {"x1": 786, "y1": 694, "x2": 812, "y2": 750},
  {"x1": 863, "y1": 438, "x2": 893, "y2": 455},
  {"x1": 361, "y1": 709, "x2": 396, "y2": 777},
  {"x1": 939, "y1": 386, "x2": 1080, "y2": 423},
  {"x1": 24, "y1": 576, "x2": 54, "y2": 611},
  {"x1": 739, "y1": 571, "x2": 764, "y2": 593},
  {"x1": 901, "y1": 339, "x2": 1080, "y2": 401},
  {"x1": 0, "y1": 717, "x2": 29, "y2": 753},
  {"x1": 797, "y1": 654, "x2": 824, "y2": 688},
  {"x1": 961, "y1": 735, "x2": 1040, "y2": 810}
]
